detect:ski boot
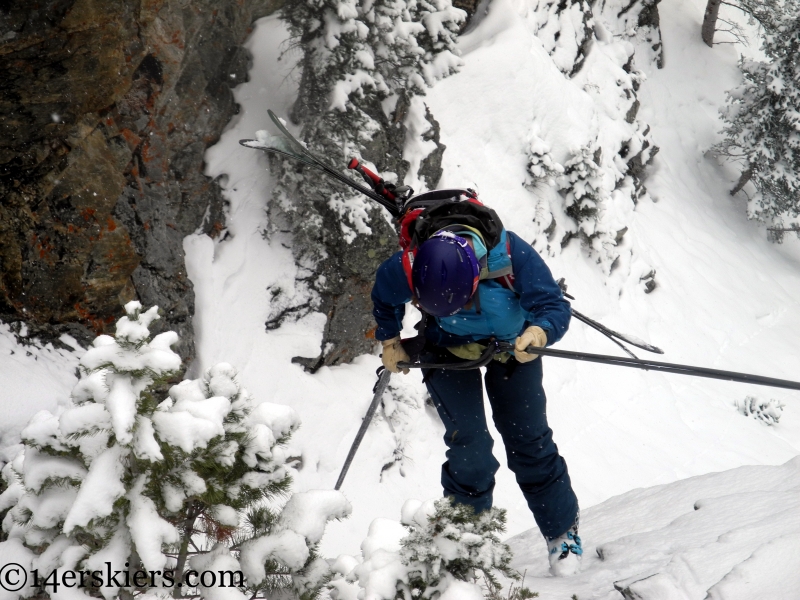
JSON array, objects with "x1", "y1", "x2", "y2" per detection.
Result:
[{"x1": 547, "y1": 519, "x2": 582, "y2": 577}]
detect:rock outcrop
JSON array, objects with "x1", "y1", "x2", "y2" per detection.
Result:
[{"x1": 0, "y1": 0, "x2": 280, "y2": 361}]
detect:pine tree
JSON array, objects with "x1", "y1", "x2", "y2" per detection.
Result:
[
  {"x1": 524, "y1": 4, "x2": 658, "y2": 275},
  {"x1": 264, "y1": 0, "x2": 465, "y2": 369},
  {"x1": 399, "y1": 499, "x2": 519, "y2": 597},
  {"x1": 0, "y1": 302, "x2": 350, "y2": 599},
  {"x1": 714, "y1": 13, "x2": 800, "y2": 240},
  {"x1": 348, "y1": 498, "x2": 532, "y2": 599}
]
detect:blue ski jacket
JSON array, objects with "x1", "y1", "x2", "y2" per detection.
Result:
[{"x1": 371, "y1": 230, "x2": 571, "y2": 347}]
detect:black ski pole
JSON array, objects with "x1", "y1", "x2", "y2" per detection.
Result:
[
  {"x1": 555, "y1": 278, "x2": 663, "y2": 355},
  {"x1": 335, "y1": 367, "x2": 392, "y2": 490},
  {"x1": 571, "y1": 308, "x2": 640, "y2": 359}
]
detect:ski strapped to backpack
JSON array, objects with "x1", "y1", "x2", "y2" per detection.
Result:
[{"x1": 240, "y1": 110, "x2": 404, "y2": 216}]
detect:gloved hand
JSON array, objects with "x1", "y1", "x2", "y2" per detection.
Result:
[
  {"x1": 514, "y1": 326, "x2": 548, "y2": 363},
  {"x1": 381, "y1": 337, "x2": 410, "y2": 374}
]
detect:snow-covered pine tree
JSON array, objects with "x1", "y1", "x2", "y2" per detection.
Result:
[
  {"x1": 527, "y1": 131, "x2": 564, "y2": 188},
  {"x1": 713, "y1": 13, "x2": 800, "y2": 241},
  {"x1": 399, "y1": 499, "x2": 525, "y2": 598},
  {"x1": 346, "y1": 498, "x2": 531, "y2": 599},
  {"x1": 519, "y1": 0, "x2": 660, "y2": 282},
  {"x1": 265, "y1": 0, "x2": 464, "y2": 370},
  {"x1": 0, "y1": 302, "x2": 350, "y2": 599},
  {"x1": 524, "y1": 35, "x2": 657, "y2": 279}
]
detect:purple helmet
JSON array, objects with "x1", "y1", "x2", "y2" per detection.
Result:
[{"x1": 412, "y1": 232, "x2": 480, "y2": 317}]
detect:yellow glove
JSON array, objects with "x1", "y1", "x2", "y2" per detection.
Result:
[
  {"x1": 381, "y1": 337, "x2": 410, "y2": 374},
  {"x1": 514, "y1": 326, "x2": 548, "y2": 363}
]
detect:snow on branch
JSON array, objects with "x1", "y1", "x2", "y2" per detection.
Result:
[{"x1": 735, "y1": 396, "x2": 784, "y2": 425}]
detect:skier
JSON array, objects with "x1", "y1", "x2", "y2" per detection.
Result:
[{"x1": 371, "y1": 200, "x2": 583, "y2": 576}]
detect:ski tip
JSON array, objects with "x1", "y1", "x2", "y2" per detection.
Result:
[
  {"x1": 268, "y1": 109, "x2": 286, "y2": 128},
  {"x1": 239, "y1": 139, "x2": 260, "y2": 148}
]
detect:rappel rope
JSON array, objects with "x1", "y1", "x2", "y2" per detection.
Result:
[{"x1": 397, "y1": 342, "x2": 800, "y2": 391}]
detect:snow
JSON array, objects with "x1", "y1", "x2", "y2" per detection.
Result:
[
  {"x1": 114, "y1": 303, "x2": 160, "y2": 345},
  {"x1": 210, "y1": 504, "x2": 240, "y2": 527},
  {"x1": 152, "y1": 394, "x2": 230, "y2": 453},
  {"x1": 133, "y1": 415, "x2": 164, "y2": 461},
  {"x1": 83, "y1": 529, "x2": 133, "y2": 600},
  {"x1": 248, "y1": 401, "x2": 300, "y2": 440},
  {"x1": 438, "y1": 580, "x2": 485, "y2": 600},
  {"x1": 189, "y1": 544, "x2": 248, "y2": 600},
  {"x1": 21, "y1": 448, "x2": 86, "y2": 493},
  {"x1": 126, "y1": 475, "x2": 180, "y2": 572},
  {"x1": 63, "y1": 445, "x2": 126, "y2": 533},
  {"x1": 59, "y1": 403, "x2": 112, "y2": 437},
  {"x1": 105, "y1": 374, "x2": 138, "y2": 445},
  {"x1": 278, "y1": 490, "x2": 353, "y2": 543},
  {"x1": 506, "y1": 456, "x2": 800, "y2": 599},
  {"x1": 350, "y1": 525, "x2": 410, "y2": 600},
  {"x1": 17, "y1": 486, "x2": 76, "y2": 530},
  {"x1": 1, "y1": 0, "x2": 800, "y2": 596},
  {"x1": 239, "y1": 528, "x2": 311, "y2": 580},
  {"x1": 0, "y1": 323, "x2": 81, "y2": 449},
  {"x1": 0, "y1": 538, "x2": 35, "y2": 600}
]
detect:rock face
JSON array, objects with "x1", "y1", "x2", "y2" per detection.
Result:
[{"x1": 0, "y1": 0, "x2": 280, "y2": 360}]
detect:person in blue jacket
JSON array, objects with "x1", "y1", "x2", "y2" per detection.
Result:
[{"x1": 371, "y1": 221, "x2": 583, "y2": 576}]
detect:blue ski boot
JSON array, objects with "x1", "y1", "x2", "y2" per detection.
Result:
[{"x1": 547, "y1": 519, "x2": 583, "y2": 576}]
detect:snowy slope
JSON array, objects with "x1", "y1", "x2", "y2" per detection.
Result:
[
  {"x1": 506, "y1": 456, "x2": 800, "y2": 599},
  {"x1": 0, "y1": 326, "x2": 81, "y2": 449}
]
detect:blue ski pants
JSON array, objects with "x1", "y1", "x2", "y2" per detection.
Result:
[{"x1": 423, "y1": 355, "x2": 579, "y2": 540}]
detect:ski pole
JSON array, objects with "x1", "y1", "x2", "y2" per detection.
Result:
[
  {"x1": 571, "y1": 308, "x2": 640, "y2": 359},
  {"x1": 335, "y1": 367, "x2": 392, "y2": 490},
  {"x1": 555, "y1": 278, "x2": 663, "y2": 355}
]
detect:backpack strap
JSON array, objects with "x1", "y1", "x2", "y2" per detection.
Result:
[
  {"x1": 401, "y1": 247, "x2": 416, "y2": 292},
  {"x1": 499, "y1": 235, "x2": 516, "y2": 289},
  {"x1": 483, "y1": 230, "x2": 515, "y2": 288},
  {"x1": 483, "y1": 264, "x2": 513, "y2": 279}
]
